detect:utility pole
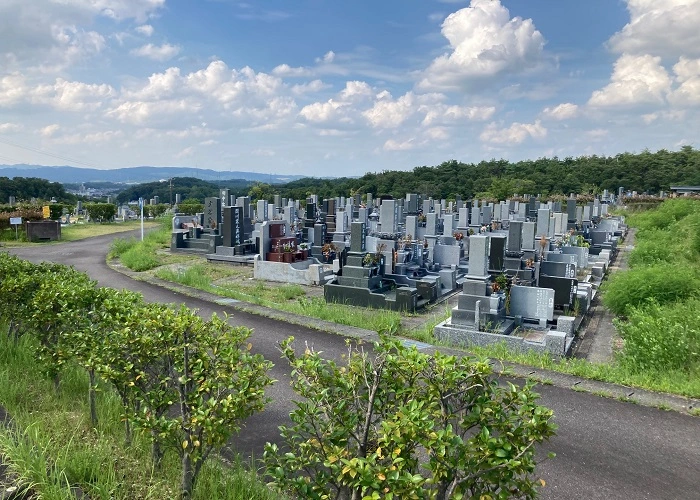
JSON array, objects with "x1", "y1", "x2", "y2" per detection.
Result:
[{"x1": 169, "y1": 177, "x2": 173, "y2": 207}]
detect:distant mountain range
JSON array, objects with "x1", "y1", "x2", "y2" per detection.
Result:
[{"x1": 0, "y1": 165, "x2": 306, "y2": 184}]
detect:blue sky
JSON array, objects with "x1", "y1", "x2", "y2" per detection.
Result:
[{"x1": 1, "y1": 0, "x2": 699, "y2": 177}]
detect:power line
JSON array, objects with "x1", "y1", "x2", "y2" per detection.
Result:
[{"x1": 0, "y1": 137, "x2": 102, "y2": 169}]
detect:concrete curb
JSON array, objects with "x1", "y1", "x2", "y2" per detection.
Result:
[{"x1": 107, "y1": 260, "x2": 700, "y2": 417}]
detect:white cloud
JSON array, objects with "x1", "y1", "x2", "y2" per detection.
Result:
[
  {"x1": 609, "y1": 0, "x2": 700, "y2": 58},
  {"x1": 41, "y1": 124, "x2": 61, "y2": 137},
  {"x1": 363, "y1": 92, "x2": 417, "y2": 128},
  {"x1": 588, "y1": 54, "x2": 671, "y2": 107},
  {"x1": 56, "y1": 0, "x2": 165, "y2": 22},
  {"x1": 417, "y1": 0, "x2": 546, "y2": 90},
  {"x1": 135, "y1": 24, "x2": 154, "y2": 37},
  {"x1": 130, "y1": 43, "x2": 181, "y2": 61},
  {"x1": 299, "y1": 100, "x2": 348, "y2": 124},
  {"x1": 291, "y1": 79, "x2": 331, "y2": 96},
  {"x1": 52, "y1": 78, "x2": 114, "y2": 110},
  {"x1": 384, "y1": 138, "x2": 418, "y2": 151},
  {"x1": 0, "y1": 73, "x2": 28, "y2": 106},
  {"x1": 107, "y1": 99, "x2": 201, "y2": 125},
  {"x1": 541, "y1": 102, "x2": 579, "y2": 120},
  {"x1": 420, "y1": 103, "x2": 495, "y2": 126},
  {"x1": 315, "y1": 51, "x2": 335, "y2": 64},
  {"x1": 0, "y1": 0, "x2": 161, "y2": 71},
  {"x1": 669, "y1": 57, "x2": 700, "y2": 106},
  {"x1": 271, "y1": 64, "x2": 312, "y2": 77},
  {"x1": 424, "y1": 126, "x2": 450, "y2": 141},
  {"x1": 479, "y1": 120, "x2": 546, "y2": 145},
  {"x1": 0, "y1": 122, "x2": 22, "y2": 133},
  {"x1": 338, "y1": 81, "x2": 374, "y2": 102},
  {"x1": 174, "y1": 146, "x2": 195, "y2": 159}
]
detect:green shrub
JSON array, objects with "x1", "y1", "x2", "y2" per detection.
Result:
[
  {"x1": 120, "y1": 247, "x2": 161, "y2": 271},
  {"x1": 616, "y1": 299, "x2": 700, "y2": 373},
  {"x1": 627, "y1": 198, "x2": 700, "y2": 232},
  {"x1": 627, "y1": 236, "x2": 674, "y2": 267},
  {"x1": 108, "y1": 236, "x2": 138, "y2": 258},
  {"x1": 602, "y1": 263, "x2": 700, "y2": 315}
]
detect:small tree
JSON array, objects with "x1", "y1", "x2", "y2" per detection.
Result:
[
  {"x1": 264, "y1": 336, "x2": 556, "y2": 499},
  {"x1": 85, "y1": 202, "x2": 117, "y2": 222},
  {"x1": 28, "y1": 265, "x2": 96, "y2": 390}
]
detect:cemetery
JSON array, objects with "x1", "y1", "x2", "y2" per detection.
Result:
[{"x1": 168, "y1": 189, "x2": 627, "y2": 355}]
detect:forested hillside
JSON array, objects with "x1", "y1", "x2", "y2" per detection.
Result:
[
  {"x1": 276, "y1": 146, "x2": 700, "y2": 201},
  {"x1": 0, "y1": 176, "x2": 75, "y2": 203},
  {"x1": 116, "y1": 177, "x2": 253, "y2": 204}
]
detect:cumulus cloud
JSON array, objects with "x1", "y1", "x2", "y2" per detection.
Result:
[
  {"x1": 417, "y1": 0, "x2": 546, "y2": 90},
  {"x1": 479, "y1": 120, "x2": 546, "y2": 145},
  {"x1": 363, "y1": 92, "x2": 418, "y2": 128},
  {"x1": 588, "y1": 54, "x2": 671, "y2": 107},
  {"x1": 0, "y1": 73, "x2": 28, "y2": 107},
  {"x1": 135, "y1": 24, "x2": 154, "y2": 37},
  {"x1": 609, "y1": 0, "x2": 700, "y2": 58},
  {"x1": 299, "y1": 100, "x2": 349, "y2": 124},
  {"x1": 541, "y1": 102, "x2": 579, "y2": 120},
  {"x1": 52, "y1": 79, "x2": 115, "y2": 110},
  {"x1": 669, "y1": 56, "x2": 700, "y2": 106},
  {"x1": 130, "y1": 43, "x2": 181, "y2": 61}
]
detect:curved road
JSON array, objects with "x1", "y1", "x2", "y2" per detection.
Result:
[{"x1": 6, "y1": 233, "x2": 699, "y2": 500}]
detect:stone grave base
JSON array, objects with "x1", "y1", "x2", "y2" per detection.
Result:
[
  {"x1": 434, "y1": 319, "x2": 571, "y2": 357},
  {"x1": 254, "y1": 257, "x2": 332, "y2": 286}
]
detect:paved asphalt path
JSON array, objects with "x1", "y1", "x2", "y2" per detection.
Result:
[{"x1": 6, "y1": 232, "x2": 700, "y2": 500}]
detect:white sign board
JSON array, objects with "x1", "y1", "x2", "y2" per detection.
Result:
[{"x1": 9, "y1": 217, "x2": 22, "y2": 225}]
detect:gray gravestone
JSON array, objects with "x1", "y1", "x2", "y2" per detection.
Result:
[
  {"x1": 468, "y1": 235, "x2": 489, "y2": 278},
  {"x1": 522, "y1": 222, "x2": 536, "y2": 250},
  {"x1": 379, "y1": 199, "x2": 397, "y2": 233},
  {"x1": 508, "y1": 221, "x2": 523, "y2": 252},
  {"x1": 350, "y1": 222, "x2": 366, "y2": 253},
  {"x1": 204, "y1": 197, "x2": 221, "y2": 230},
  {"x1": 509, "y1": 285, "x2": 554, "y2": 325},
  {"x1": 536, "y1": 208, "x2": 550, "y2": 237}
]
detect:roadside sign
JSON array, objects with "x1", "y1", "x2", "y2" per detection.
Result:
[
  {"x1": 9, "y1": 217, "x2": 21, "y2": 240},
  {"x1": 43, "y1": 205, "x2": 50, "y2": 218}
]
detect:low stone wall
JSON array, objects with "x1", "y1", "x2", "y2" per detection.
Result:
[
  {"x1": 26, "y1": 221, "x2": 61, "y2": 242},
  {"x1": 434, "y1": 319, "x2": 569, "y2": 356},
  {"x1": 253, "y1": 257, "x2": 329, "y2": 286}
]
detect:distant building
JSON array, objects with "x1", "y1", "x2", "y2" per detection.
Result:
[{"x1": 670, "y1": 186, "x2": 700, "y2": 196}]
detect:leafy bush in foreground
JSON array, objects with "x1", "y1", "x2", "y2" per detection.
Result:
[{"x1": 265, "y1": 336, "x2": 556, "y2": 499}]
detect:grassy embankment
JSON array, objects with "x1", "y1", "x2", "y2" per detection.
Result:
[{"x1": 0, "y1": 330, "x2": 281, "y2": 499}]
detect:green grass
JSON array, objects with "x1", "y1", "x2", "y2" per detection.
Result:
[
  {"x1": 154, "y1": 264, "x2": 404, "y2": 334},
  {"x1": 464, "y1": 341, "x2": 700, "y2": 399},
  {"x1": 109, "y1": 220, "x2": 173, "y2": 271},
  {"x1": 0, "y1": 330, "x2": 282, "y2": 500}
]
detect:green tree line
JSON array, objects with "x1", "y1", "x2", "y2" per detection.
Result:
[
  {"x1": 274, "y1": 146, "x2": 700, "y2": 201},
  {"x1": 0, "y1": 176, "x2": 76, "y2": 204},
  {"x1": 116, "y1": 177, "x2": 254, "y2": 204}
]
